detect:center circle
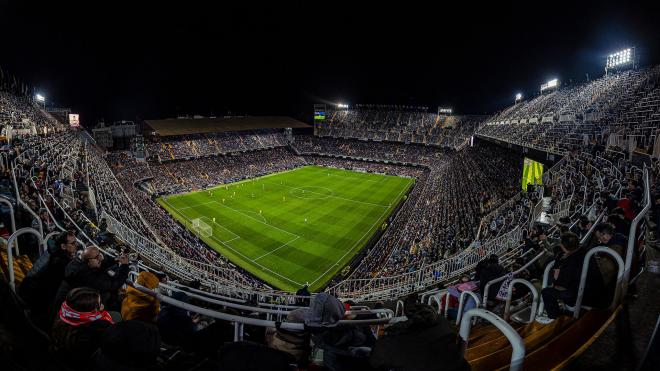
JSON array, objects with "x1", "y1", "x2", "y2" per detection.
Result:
[{"x1": 289, "y1": 186, "x2": 333, "y2": 200}]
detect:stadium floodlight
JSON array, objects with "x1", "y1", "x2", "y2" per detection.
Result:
[
  {"x1": 337, "y1": 103, "x2": 349, "y2": 109},
  {"x1": 515, "y1": 93, "x2": 523, "y2": 102},
  {"x1": 540, "y1": 78, "x2": 559, "y2": 92},
  {"x1": 606, "y1": 47, "x2": 634, "y2": 72},
  {"x1": 438, "y1": 107, "x2": 452, "y2": 115},
  {"x1": 35, "y1": 94, "x2": 45, "y2": 102}
]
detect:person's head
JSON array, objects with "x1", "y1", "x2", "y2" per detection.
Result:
[
  {"x1": 56, "y1": 231, "x2": 78, "y2": 258},
  {"x1": 66, "y1": 287, "x2": 103, "y2": 312},
  {"x1": 560, "y1": 232, "x2": 580, "y2": 253},
  {"x1": 488, "y1": 254, "x2": 499, "y2": 265},
  {"x1": 579, "y1": 215, "x2": 591, "y2": 229},
  {"x1": 82, "y1": 246, "x2": 104, "y2": 269},
  {"x1": 594, "y1": 223, "x2": 615, "y2": 244}
]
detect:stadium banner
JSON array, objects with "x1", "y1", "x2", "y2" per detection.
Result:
[
  {"x1": 521, "y1": 157, "x2": 544, "y2": 191},
  {"x1": 69, "y1": 114, "x2": 80, "y2": 127}
]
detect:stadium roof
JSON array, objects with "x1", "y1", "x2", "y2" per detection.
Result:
[{"x1": 144, "y1": 116, "x2": 309, "y2": 136}]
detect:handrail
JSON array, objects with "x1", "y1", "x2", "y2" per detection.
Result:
[
  {"x1": 0, "y1": 195, "x2": 16, "y2": 234},
  {"x1": 130, "y1": 280, "x2": 396, "y2": 330},
  {"x1": 5, "y1": 228, "x2": 45, "y2": 290},
  {"x1": 456, "y1": 290, "x2": 481, "y2": 325},
  {"x1": 573, "y1": 246, "x2": 625, "y2": 318},
  {"x1": 395, "y1": 300, "x2": 405, "y2": 317},
  {"x1": 482, "y1": 250, "x2": 546, "y2": 308},
  {"x1": 537, "y1": 260, "x2": 556, "y2": 316},
  {"x1": 503, "y1": 278, "x2": 539, "y2": 323},
  {"x1": 622, "y1": 169, "x2": 651, "y2": 297},
  {"x1": 427, "y1": 291, "x2": 444, "y2": 314},
  {"x1": 459, "y1": 308, "x2": 525, "y2": 371}
]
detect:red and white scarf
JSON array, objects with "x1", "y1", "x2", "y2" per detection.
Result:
[{"x1": 59, "y1": 301, "x2": 114, "y2": 326}]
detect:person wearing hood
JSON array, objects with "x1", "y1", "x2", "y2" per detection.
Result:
[
  {"x1": 305, "y1": 293, "x2": 375, "y2": 371},
  {"x1": 121, "y1": 271, "x2": 160, "y2": 323},
  {"x1": 369, "y1": 303, "x2": 470, "y2": 371}
]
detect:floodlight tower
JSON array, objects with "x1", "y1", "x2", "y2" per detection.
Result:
[
  {"x1": 35, "y1": 94, "x2": 45, "y2": 108},
  {"x1": 605, "y1": 47, "x2": 636, "y2": 75},
  {"x1": 515, "y1": 93, "x2": 523, "y2": 104}
]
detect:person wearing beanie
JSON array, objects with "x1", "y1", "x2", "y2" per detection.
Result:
[
  {"x1": 50, "y1": 287, "x2": 114, "y2": 370},
  {"x1": 121, "y1": 271, "x2": 160, "y2": 323}
]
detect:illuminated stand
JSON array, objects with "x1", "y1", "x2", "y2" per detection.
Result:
[
  {"x1": 313, "y1": 103, "x2": 326, "y2": 136},
  {"x1": 605, "y1": 47, "x2": 636, "y2": 75}
]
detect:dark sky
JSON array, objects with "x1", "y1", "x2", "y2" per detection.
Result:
[{"x1": 1, "y1": 1, "x2": 659, "y2": 126}]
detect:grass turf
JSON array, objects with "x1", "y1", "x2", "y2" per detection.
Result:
[{"x1": 157, "y1": 165, "x2": 414, "y2": 292}]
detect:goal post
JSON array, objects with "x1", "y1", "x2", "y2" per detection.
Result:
[{"x1": 192, "y1": 218, "x2": 212, "y2": 238}]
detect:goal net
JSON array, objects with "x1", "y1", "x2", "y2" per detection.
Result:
[{"x1": 192, "y1": 218, "x2": 212, "y2": 238}]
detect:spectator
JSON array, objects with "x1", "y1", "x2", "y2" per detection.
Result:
[
  {"x1": 50, "y1": 287, "x2": 114, "y2": 370},
  {"x1": 121, "y1": 271, "x2": 160, "y2": 323},
  {"x1": 19, "y1": 231, "x2": 79, "y2": 329},
  {"x1": 370, "y1": 303, "x2": 470, "y2": 371},
  {"x1": 477, "y1": 254, "x2": 506, "y2": 303},
  {"x1": 305, "y1": 293, "x2": 375, "y2": 371},
  {"x1": 54, "y1": 246, "x2": 130, "y2": 313},
  {"x1": 538, "y1": 232, "x2": 584, "y2": 322},
  {"x1": 265, "y1": 308, "x2": 310, "y2": 368}
]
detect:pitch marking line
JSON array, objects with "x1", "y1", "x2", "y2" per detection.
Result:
[
  {"x1": 308, "y1": 179, "x2": 412, "y2": 285},
  {"x1": 200, "y1": 216, "x2": 240, "y2": 241},
  {"x1": 264, "y1": 181, "x2": 390, "y2": 208},
  {"x1": 213, "y1": 200, "x2": 300, "y2": 239},
  {"x1": 252, "y1": 236, "x2": 301, "y2": 261},
  {"x1": 166, "y1": 201, "x2": 304, "y2": 287}
]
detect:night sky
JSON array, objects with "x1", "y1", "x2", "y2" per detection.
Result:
[{"x1": 1, "y1": 1, "x2": 659, "y2": 126}]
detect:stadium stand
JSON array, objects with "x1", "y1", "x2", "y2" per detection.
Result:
[{"x1": 0, "y1": 63, "x2": 658, "y2": 370}]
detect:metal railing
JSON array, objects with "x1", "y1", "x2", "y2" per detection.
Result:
[{"x1": 459, "y1": 308, "x2": 525, "y2": 371}]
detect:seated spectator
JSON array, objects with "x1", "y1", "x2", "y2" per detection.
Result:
[
  {"x1": 54, "y1": 246, "x2": 130, "y2": 313},
  {"x1": 369, "y1": 303, "x2": 470, "y2": 371},
  {"x1": 50, "y1": 287, "x2": 114, "y2": 370},
  {"x1": 305, "y1": 293, "x2": 375, "y2": 371},
  {"x1": 91, "y1": 320, "x2": 162, "y2": 371},
  {"x1": 266, "y1": 308, "x2": 310, "y2": 367},
  {"x1": 19, "y1": 231, "x2": 79, "y2": 329},
  {"x1": 121, "y1": 271, "x2": 160, "y2": 323},
  {"x1": 477, "y1": 254, "x2": 505, "y2": 303},
  {"x1": 539, "y1": 232, "x2": 584, "y2": 322}
]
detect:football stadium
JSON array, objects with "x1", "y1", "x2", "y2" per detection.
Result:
[{"x1": 1, "y1": 3, "x2": 659, "y2": 371}]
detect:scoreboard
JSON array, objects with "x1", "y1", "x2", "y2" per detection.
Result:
[{"x1": 314, "y1": 104, "x2": 326, "y2": 120}]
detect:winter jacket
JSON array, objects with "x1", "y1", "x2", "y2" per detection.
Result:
[{"x1": 121, "y1": 271, "x2": 160, "y2": 323}]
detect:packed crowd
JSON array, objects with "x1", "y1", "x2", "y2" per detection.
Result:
[
  {"x1": 146, "y1": 129, "x2": 288, "y2": 161},
  {"x1": 317, "y1": 106, "x2": 485, "y2": 149},
  {"x1": 478, "y1": 66, "x2": 660, "y2": 154}
]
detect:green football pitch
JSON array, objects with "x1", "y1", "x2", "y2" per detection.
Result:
[{"x1": 157, "y1": 165, "x2": 414, "y2": 292}]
